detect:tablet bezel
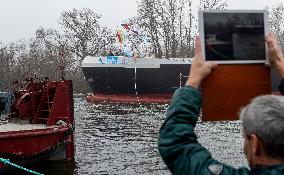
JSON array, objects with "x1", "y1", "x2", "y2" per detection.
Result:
[{"x1": 198, "y1": 10, "x2": 269, "y2": 64}]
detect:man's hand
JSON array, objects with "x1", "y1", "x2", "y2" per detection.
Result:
[
  {"x1": 266, "y1": 32, "x2": 284, "y2": 78},
  {"x1": 186, "y1": 36, "x2": 218, "y2": 89}
]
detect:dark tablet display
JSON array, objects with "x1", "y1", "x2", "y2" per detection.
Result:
[{"x1": 199, "y1": 10, "x2": 268, "y2": 63}]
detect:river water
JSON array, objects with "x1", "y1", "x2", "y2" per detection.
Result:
[{"x1": 8, "y1": 97, "x2": 248, "y2": 174}]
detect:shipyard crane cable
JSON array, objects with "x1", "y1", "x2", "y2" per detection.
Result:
[{"x1": 0, "y1": 158, "x2": 44, "y2": 175}]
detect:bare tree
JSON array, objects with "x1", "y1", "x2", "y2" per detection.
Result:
[
  {"x1": 199, "y1": 0, "x2": 228, "y2": 10},
  {"x1": 59, "y1": 8, "x2": 115, "y2": 62},
  {"x1": 0, "y1": 43, "x2": 16, "y2": 88},
  {"x1": 0, "y1": 40, "x2": 31, "y2": 90},
  {"x1": 137, "y1": 0, "x2": 163, "y2": 57},
  {"x1": 34, "y1": 27, "x2": 91, "y2": 92},
  {"x1": 35, "y1": 28, "x2": 77, "y2": 78},
  {"x1": 0, "y1": 8, "x2": 116, "y2": 93},
  {"x1": 268, "y1": 3, "x2": 284, "y2": 49}
]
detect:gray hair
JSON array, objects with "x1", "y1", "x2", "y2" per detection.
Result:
[{"x1": 240, "y1": 95, "x2": 284, "y2": 159}]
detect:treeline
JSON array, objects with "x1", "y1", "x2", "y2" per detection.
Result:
[
  {"x1": 0, "y1": 1, "x2": 283, "y2": 93},
  {"x1": 0, "y1": 8, "x2": 115, "y2": 93}
]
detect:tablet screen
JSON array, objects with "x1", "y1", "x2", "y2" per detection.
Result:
[{"x1": 199, "y1": 11, "x2": 268, "y2": 63}]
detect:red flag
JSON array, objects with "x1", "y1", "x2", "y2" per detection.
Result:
[
  {"x1": 116, "y1": 31, "x2": 121, "y2": 43},
  {"x1": 121, "y1": 24, "x2": 130, "y2": 30}
]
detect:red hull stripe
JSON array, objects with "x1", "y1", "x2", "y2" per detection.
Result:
[{"x1": 86, "y1": 94, "x2": 172, "y2": 103}]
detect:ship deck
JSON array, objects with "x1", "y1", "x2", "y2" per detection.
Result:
[
  {"x1": 0, "y1": 123, "x2": 50, "y2": 132},
  {"x1": 0, "y1": 117, "x2": 64, "y2": 132}
]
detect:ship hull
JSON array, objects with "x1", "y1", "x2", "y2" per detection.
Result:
[
  {"x1": 0, "y1": 79, "x2": 75, "y2": 173},
  {"x1": 82, "y1": 57, "x2": 191, "y2": 95},
  {"x1": 0, "y1": 124, "x2": 74, "y2": 172}
]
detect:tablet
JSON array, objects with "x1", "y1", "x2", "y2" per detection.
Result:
[{"x1": 198, "y1": 10, "x2": 269, "y2": 64}]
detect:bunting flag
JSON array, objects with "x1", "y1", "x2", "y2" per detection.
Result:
[
  {"x1": 116, "y1": 29, "x2": 124, "y2": 45},
  {"x1": 121, "y1": 23, "x2": 139, "y2": 35},
  {"x1": 116, "y1": 23, "x2": 151, "y2": 58},
  {"x1": 121, "y1": 23, "x2": 130, "y2": 30},
  {"x1": 121, "y1": 23, "x2": 150, "y2": 44}
]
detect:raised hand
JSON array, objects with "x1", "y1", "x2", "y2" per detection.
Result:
[
  {"x1": 186, "y1": 36, "x2": 218, "y2": 88},
  {"x1": 266, "y1": 32, "x2": 284, "y2": 78}
]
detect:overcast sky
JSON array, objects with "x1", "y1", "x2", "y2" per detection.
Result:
[{"x1": 0, "y1": 0, "x2": 283, "y2": 42}]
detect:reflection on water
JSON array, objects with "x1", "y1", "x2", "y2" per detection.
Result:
[
  {"x1": 74, "y1": 99, "x2": 169, "y2": 175},
  {"x1": 73, "y1": 98, "x2": 247, "y2": 174},
  {"x1": 9, "y1": 98, "x2": 247, "y2": 174}
]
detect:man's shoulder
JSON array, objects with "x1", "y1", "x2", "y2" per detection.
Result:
[
  {"x1": 207, "y1": 163, "x2": 284, "y2": 175},
  {"x1": 202, "y1": 161, "x2": 250, "y2": 175},
  {"x1": 251, "y1": 164, "x2": 284, "y2": 175}
]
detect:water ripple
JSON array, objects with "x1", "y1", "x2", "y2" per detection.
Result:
[{"x1": 73, "y1": 98, "x2": 247, "y2": 175}]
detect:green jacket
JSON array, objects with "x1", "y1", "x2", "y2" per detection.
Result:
[{"x1": 158, "y1": 86, "x2": 284, "y2": 175}]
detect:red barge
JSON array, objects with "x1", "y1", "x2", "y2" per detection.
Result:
[{"x1": 0, "y1": 78, "x2": 75, "y2": 173}]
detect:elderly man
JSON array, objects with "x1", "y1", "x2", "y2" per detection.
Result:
[{"x1": 158, "y1": 33, "x2": 284, "y2": 175}]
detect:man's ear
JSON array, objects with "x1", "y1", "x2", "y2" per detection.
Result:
[{"x1": 250, "y1": 134, "x2": 263, "y2": 156}]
